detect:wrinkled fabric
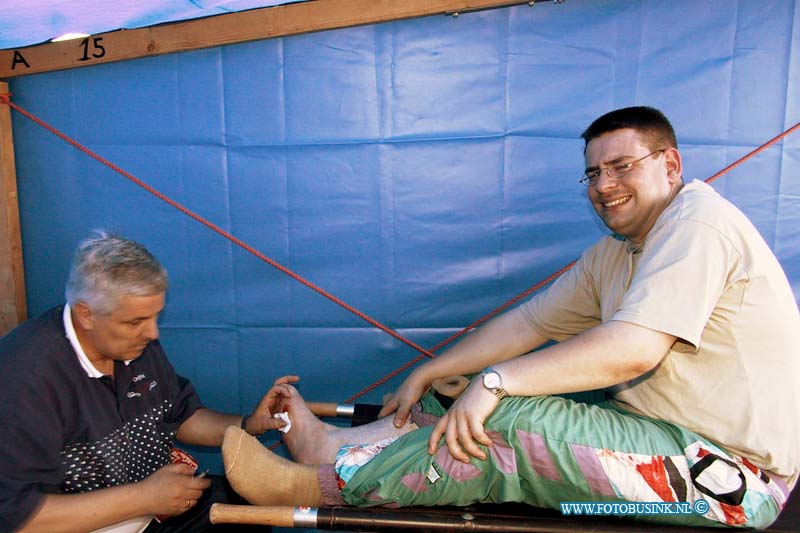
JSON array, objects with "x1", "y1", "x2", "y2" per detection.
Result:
[
  {"x1": 340, "y1": 395, "x2": 784, "y2": 528},
  {"x1": 7, "y1": 0, "x2": 799, "y2": 473}
]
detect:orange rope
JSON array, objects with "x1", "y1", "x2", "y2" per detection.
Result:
[
  {"x1": 2, "y1": 91, "x2": 798, "y2": 404},
  {"x1": 344, "y1": 119, "x2": 800, "y2": 402},
  {"x1": 343, "y1": 260, "x2": 576, "y2": 403},
  {"x1": 704, "y1": 122, "x2": 800, "y2": 184},
  {"x1": 0, "y1": 92, "x2": 435, "y2": 359}
]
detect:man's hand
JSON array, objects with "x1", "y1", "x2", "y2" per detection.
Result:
[
  {"x1": 244, "y1": 374, "x2": 300, "y2": 434},
  {"x1": 138, "y1": 462, "x2": 211, "y2": 517},
  {"x1": 378, "y1": 370, "x2": 431, "y2": 428},
  {"x1": 17, "y1": 463, "x2": 212, "y2": 532},
  {"x1": 427, "y1": 378, "x2": 499, "y2": 463}
]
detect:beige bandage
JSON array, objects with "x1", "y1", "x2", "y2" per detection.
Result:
[{"x1": 222, "y1": 426, "x2": 322, "y2": 506}]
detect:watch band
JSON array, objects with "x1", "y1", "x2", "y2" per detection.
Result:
[{"x1": 492, "y1": 386, "x2": 509, "y2": 400}]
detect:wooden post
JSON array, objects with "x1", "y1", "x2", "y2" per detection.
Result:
[
  {"x1": 0, "y1": 82, "x2": 27, "y2": 335},
  {"x1": 0, "y1": 0, "x2": 543, "y2": 79}
]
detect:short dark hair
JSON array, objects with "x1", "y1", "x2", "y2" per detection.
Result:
[{"x1": 581, "y1": 106, "x2": 677, "y2": 152}]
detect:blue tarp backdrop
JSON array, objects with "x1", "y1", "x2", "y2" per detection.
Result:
[{"x1": 7, "y1": 0, "x2": 800, "y2": 474}]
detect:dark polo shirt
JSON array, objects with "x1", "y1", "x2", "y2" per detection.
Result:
[{"x1": 0, "y1": 306, "x2": 202, "y2": 531}]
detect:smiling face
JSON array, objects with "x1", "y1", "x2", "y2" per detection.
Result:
[
  {"x1": 73, "y1": 292, "x2": 165, "y2": 370},
  {"x1": 584, "y1": 128, "x2": 683, "y2": 245}
]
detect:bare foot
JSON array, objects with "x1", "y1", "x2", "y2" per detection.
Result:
[
  {"x1": 281, "y1": 385, "x2": 420, "y2": 465},
  {"x1": 280, "y1": 384, "x2": 345, "y2": 464}
]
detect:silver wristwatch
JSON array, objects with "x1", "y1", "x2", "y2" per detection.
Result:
[{"x1": 481, "y1": 367, "x2": 509, "y2": 400}]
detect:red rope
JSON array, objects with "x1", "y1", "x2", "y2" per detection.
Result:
[
  {"x1": 703, "y1": 122, "x2": 800, "y2": 184},
  {"x1": 3, "y1": 92, "x2": 798, "y2": 404},
  {"x1": 0, "y1": 92, "x2": 436, "y2": 359},
  {"x1": 343, "y1": 260, "x2": 576, "y2": 403},
  {"x1": 344, "y1": 119, "x2": 800, "y2": 402}
]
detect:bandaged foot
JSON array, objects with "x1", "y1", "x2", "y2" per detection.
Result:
[{"x1": 223, "y1": 425, "x2": 322, "y2": 506}]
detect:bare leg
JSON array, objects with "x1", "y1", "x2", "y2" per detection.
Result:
[
  {"x1": 223, "y1": 386, "x2": 420, "y2": 506},
  {"x1": 281, "y1": 384, "x2": 418, "y2": 464}
]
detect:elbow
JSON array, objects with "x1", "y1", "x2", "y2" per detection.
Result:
[
  {"x1": 604, "y1": 321, "x2": 675, "y2": 381},
  {"x1": 624, "y1": 356, "x2": 662, "y2": 380},
  {"x1": 620, "y1": 343, "x2": 670, "y2": 382}
]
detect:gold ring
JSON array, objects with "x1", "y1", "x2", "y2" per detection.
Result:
[{"x1": 186, "y1": 499, "x2": 192, "y2": 508}]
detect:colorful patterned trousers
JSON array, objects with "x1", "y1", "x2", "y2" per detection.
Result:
[{"x1": 335, "y1": 394, "x2": 789, "y2": 528}]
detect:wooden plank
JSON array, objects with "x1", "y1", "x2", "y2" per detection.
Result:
[
  {"x1": 0, "y1": 0, "x2": 542, "y2": 79},
  {"x1": 0, "y1": 82, "x2": 27, "y2": 334}
]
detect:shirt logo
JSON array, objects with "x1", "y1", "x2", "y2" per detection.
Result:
[{"x1": 127, "y1": 374, "x2": 158, "y2": 398}]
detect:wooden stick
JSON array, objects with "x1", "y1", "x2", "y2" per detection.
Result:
[
  {"x1": 306, "y1": 401, "x2": 340, "y2": 418},
  {"x1": 0, "y1": 83, "x2": 26, "y2": 335},
  {"x1": 209, "y1": 504, "x2": 296, "y2": 526},
  {"x1": 209, "y1": 503, "x2": 625, "y2": 531},
  {"x1": 0, "y1": 0, "x2": 552, "y2": 78}
]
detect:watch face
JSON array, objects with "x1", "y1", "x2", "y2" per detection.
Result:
[{"x1": 483, "y1": 371, "x2": 502, "y2": 389}]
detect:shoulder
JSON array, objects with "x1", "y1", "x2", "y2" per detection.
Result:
[
  {"x1": 652, "y1": 180, "x2": 766, "y2": 253},
  {"x1": 0, "y1": 307, "x2": 68, "y2": 364},
  {"x1": 0, "y1": 306, "x2": 77, "y2": 394},
  {"x1": 663, "y1": 180, "x2": 751, "y2": 230}
]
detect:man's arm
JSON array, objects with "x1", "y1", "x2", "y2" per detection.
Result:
[
  {"x1": 430, "y1": 320, "x2": 676, "y2": 462},
  {"x1": 18, "y1": 463, "x2": 209, "y2": 533},
  {"x1": 176, "y1": 408, "x2": 243, "y2": 447},
  {"x1": 381, "y1": 307, "x2": 552, "y2": 426},
  {"x1": 176, "y1": 375, "x2": 301, "y2": 446},
  {"x1": 500, "y1": 320, "x2": 673, "y2": 396}
]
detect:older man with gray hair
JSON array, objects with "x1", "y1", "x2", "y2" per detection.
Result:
[{"x1": 0, "y1": 231, "x2": 292, "y2": 532}]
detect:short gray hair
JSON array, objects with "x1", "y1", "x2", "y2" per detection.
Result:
[{"x1": 65, "y1": 231, "x2": 168, "y2": 314}]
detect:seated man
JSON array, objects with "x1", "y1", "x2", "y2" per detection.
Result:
[
  {"x1": 0, "y1": 231, "x2": 294, "y2": 532},
  {"x1": 223, "y1": 106, "x2": 800, "y2": 529}
]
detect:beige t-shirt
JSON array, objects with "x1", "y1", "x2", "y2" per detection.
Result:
[{"x1": 518, "y1": 180, "x2": 800, "y2": 486}]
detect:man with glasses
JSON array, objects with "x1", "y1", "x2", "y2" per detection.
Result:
[{"x1": 223, "y1": 107, "x2": 799, "y2": 528}]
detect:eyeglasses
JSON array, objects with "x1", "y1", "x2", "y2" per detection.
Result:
[{"x1": 579, "y1": 149, "x2": 665, "y2": 187}]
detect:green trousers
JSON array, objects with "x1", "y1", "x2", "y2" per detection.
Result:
[{"x1": 338, "y1": 395, "x2": 786, "y2": 528}]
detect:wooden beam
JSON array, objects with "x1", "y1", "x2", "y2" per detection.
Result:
[
  {"x1": 0, "y1": 0, "x2": 542, "y2": 79},
  {"x1": 0, "y1": 82, "x2": 27, "y2": 334}
]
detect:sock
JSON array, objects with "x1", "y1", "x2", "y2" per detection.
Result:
[{"x1": 223, "y1": 425, "x2": 322, "y2": 506}]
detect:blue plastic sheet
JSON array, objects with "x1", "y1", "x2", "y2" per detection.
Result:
[{"x1": 7, "y1": 0, "x2": 800, "y2": 473}]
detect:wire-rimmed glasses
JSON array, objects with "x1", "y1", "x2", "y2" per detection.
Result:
[{"x1": 580, "y1": 149, "x2": 665, "y2": 187}]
